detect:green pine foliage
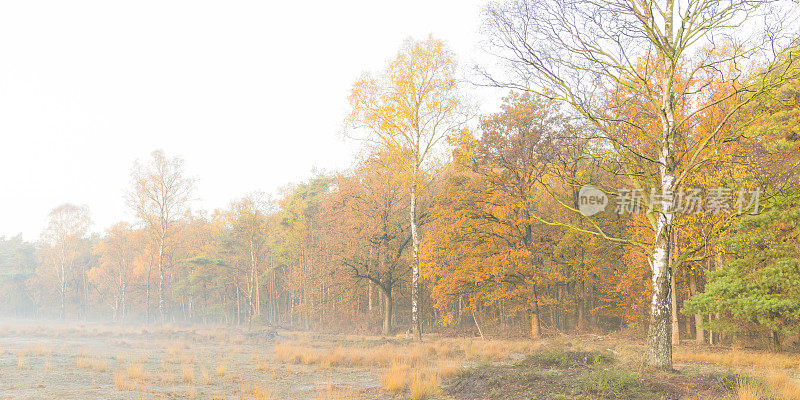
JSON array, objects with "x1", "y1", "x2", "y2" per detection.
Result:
[{"x1": 685, "y1": 202, "x2": 800, "y2": 340}]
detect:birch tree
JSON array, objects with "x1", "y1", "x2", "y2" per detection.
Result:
[
  {"x1": 223, "y1": 193, "x2": 271, "y2": 328},
  {"x1": 346, "y1": 37, "x2": 464, "y2": 339},
  {"x1": 92, "y1": 222, "x2": 141, "y2": 323},
  {"x1": 41, "y1": 204, "x2": 91, "y2": 319},
  {"x1": 128, "y1": 150, "x2": 194, "y2": 324},
  {"x1": 483, "y1": 0, "x2": 799, "y2": 368}
]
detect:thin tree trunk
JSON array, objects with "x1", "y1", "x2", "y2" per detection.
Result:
[
  {"x1": 670, "y1": 270, "x2": 679, "y2": 346},
  {"x1": 670, "y1": 231, "x2": 680, "y2": 346},
  {"x1": 531, "y1": 287, "x2": 541, "y2": 339},
  {"x1": 472, "y1": 304, "x2": 485, "y2": 340},
  {"x1": 81, "y1": 264, "x2": 87, "y2": 320},
  {"x1": 158, "y1": 236, "x2": 166, "y2": 324},
  {"x1": 120, "y1": 260, "x2": 126, "y2": 324},
  {"x1": 689, "y1": 272, "x2": 703, "y2": 344},
  {"x1": 409, "y1": 184, "x2": 422, "y2": 340},
  {"x1": 60, "y1": 264, "x2": 66, "y2": 320},
  {"x1": 381, "y1": 286, "x2": 393, "y2": 336},
  {"x1": 249, "y1": 240, "x2": 256, "y2": 328}
]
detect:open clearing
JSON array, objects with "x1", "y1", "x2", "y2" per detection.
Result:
[{"x1": 1, "y1": 322, "x2": 798, "y2": 399}]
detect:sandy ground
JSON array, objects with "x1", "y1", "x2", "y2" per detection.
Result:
[{"x1": 0, "y1": 322, "x2": 388, "y2": 400}]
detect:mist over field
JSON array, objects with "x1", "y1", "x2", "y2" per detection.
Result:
[{"x1": 2, "y1": 0, "x2": 800, "y2": 399}]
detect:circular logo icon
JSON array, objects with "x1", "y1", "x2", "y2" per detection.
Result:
[{"x1": 578, "y1": 185, "x2": 608, "y2": 217}]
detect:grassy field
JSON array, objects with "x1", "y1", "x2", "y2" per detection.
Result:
[{"x1": 1, "y1": 322, "x2": 798, "y2": 399}]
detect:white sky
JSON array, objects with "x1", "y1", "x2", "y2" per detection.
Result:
[{"x1": 0, "y1": 0, "x2": 502, "y2": 241}]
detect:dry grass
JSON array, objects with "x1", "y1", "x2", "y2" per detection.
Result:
[
  {"x1": 215, "y1": 360, "x2": 228, "y2": 376},
  {"x1": 17, "y1": 351, "x2": 27, "y2": 369},
  {"x1": 676, "y1": 348, "x2": 800, "y2": 370},
  {"x1": 379, "y1": 361, "x2": 440, "y2": 400},
  {"x1": 763, "y1": 369, "x2": 800, "y2": 400},
  {"x1": 126, "y1": 362, "x2": 146, "y2": 380},
  {"x1": 200, "y1": 366, "x2": 211, "y2": 385},
  {"x1": 76, "y1": 355, "x2": 108, "y2": 372},
  {"x1": 113, "y1": 370, "x2": 137, "y2": 391},
  {"x1": 273, "y1": 338, "x2": 527, "y2": 370},
  {"x1": 27, "y1": 343, "x2": 54, "y2": 356},
  {"x1": 675, "y1": 348, "x2": 800, "y2": 400},
  {"x1": 435, "y1": 362, "x2": 460, "y2": 379},
  {"x1": 737, "y1": 378, "x2": 763, "y2": 400},
  {"x1": 381, "y1": 362, "x2": 410, "y2": 393},
  {"x1": 165, "y1": 342, "x2": 194, "y2": 364},
  {"x1": 731, "y1": 370, "x2": 800, "y2": 400},
  {"x1": 237, "y1": 385, "x2": 273, "y2": 400},
  {"x1": 409, "y1": 371, "x2": 441, "y2": 400},
  {"x1": 181, "y1": 363, "x2": 195, "y2": 383},
  {"x1": 313, "y1": 382, "x2": 355, "y2": 400}
]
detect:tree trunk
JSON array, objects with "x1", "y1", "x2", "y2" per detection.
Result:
[
  {"x1": 646, "y1": 217, "x2": 673, "y2": 369},
  {"x1": 577, "y1": 281, "x2": 588, "y2": 332},
  {"x1": 409, "y1": 184, "x2": 422, "y2": 340},
  {"x1": 381, "y1": 286, "x2": 393, "y2": 336},
  {"x1": 689, "y1": 272, "x2": 704, "y2": 344},
  {"x1": 472, "y1": 304, "x2": 485, "y2": 340},
  {"x1": 249, "y1": 240, "x2": 256, "y2": 328},
  {"x1": 645, "y1": 166, "x2": 675, "y2": 369},
  {"x1": 81, "y1": 264, "x2": 87, "y2": 320},
  {"x1": 60, "y1": 264, "x2": 66, "y2": 320},
  {"x1": 531, "y1": 313, "x2": 541, "y2": 340},
  {"x1": 368, "y1": 280, "x2": 374, "y2": 312},
  {"x1": 671, "y1": 262, "x2": 680, "y2": 346},
  {"x1": 120, "y1": 261, "x2": 126, "y2": 324},
  {"x1": 146, "y1": 256, "x2": 152, "y2": 324},
  {"x1": 531, "y1": 288, "x2": 541, "y2": 339},
  {"x1": 158, "y1": 236, "x2": 166, "y2": 324}
]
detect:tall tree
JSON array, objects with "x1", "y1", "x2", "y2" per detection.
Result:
[
  {"x1": 347, "y1": 37, "x2": 464, "y2": 339},
  {"x1": 221, "y1": 193, "x2": 271, "y2": 328},
  {"x1": 326, "y1": 153, "x2": 411, "y2": 335},
  {"x1": 92, "y1": 223, "x2": 141, "y2": 323},
  {"x1": 128, "y1": 150, "x2": 194, "y2": 323},
  {"x1": 40, "y1": 204, "x2": 91, "y2": 319},
  {"x1": 484, "y1": 0, "x2": 798, "y2": 368},
  {"x1": 0, "y1": 236, "x2": 37, "y2": 316}
]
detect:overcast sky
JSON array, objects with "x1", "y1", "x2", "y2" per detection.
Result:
[{"x1": 0, "y1": 0, "x2": 503, "y2": 240}]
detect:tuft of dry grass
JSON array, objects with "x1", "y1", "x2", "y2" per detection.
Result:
[
  {"x1": 313, "y1": 381, "x2": 354, "y2": 400},
  {"x1": 200, "y1": 366, "x2": 211, "y2": 385},
  {"x1": 113, "y1": 370, "x2": 140, "y2": 391},
  {"x1": 762, "y1": 369, "x2": 800, "y2": 400},
  {"x1": 237, "y1": 385, "x2": 273, "y2": 400},
  {"x1": 182, "y1": 363, "x2": 195, "y2": 383},
  {"x1": 435, "y1": 362, "x2": 460, "y2": 379},
  {"x1": 17, "y1": 351, "x2": 27, "y2": 369},
  {"x1": 730, "y1": 370, "x2": 800, "y2": 400},
  {"x1": 737, "y1": 378, "x2": 764, "y2": 400},
  {"x1": 381, "y1": 362, "x2": 411, "y2": 393},
  {"x1": 409, "y1": 372, "x2": 441, "y2": 400},
  {"x1": 76, "y1": 355, "x2": 107, "y2": 372},
  {"x1": 27, "y1": 343, "x2": 54, "y2": 356},
  {"x1": 215, "y1": 360, "x2": 228, "y2": 377},
  {"x1": 126, "y1": 362, "x2": 146, "y2": 380}
]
